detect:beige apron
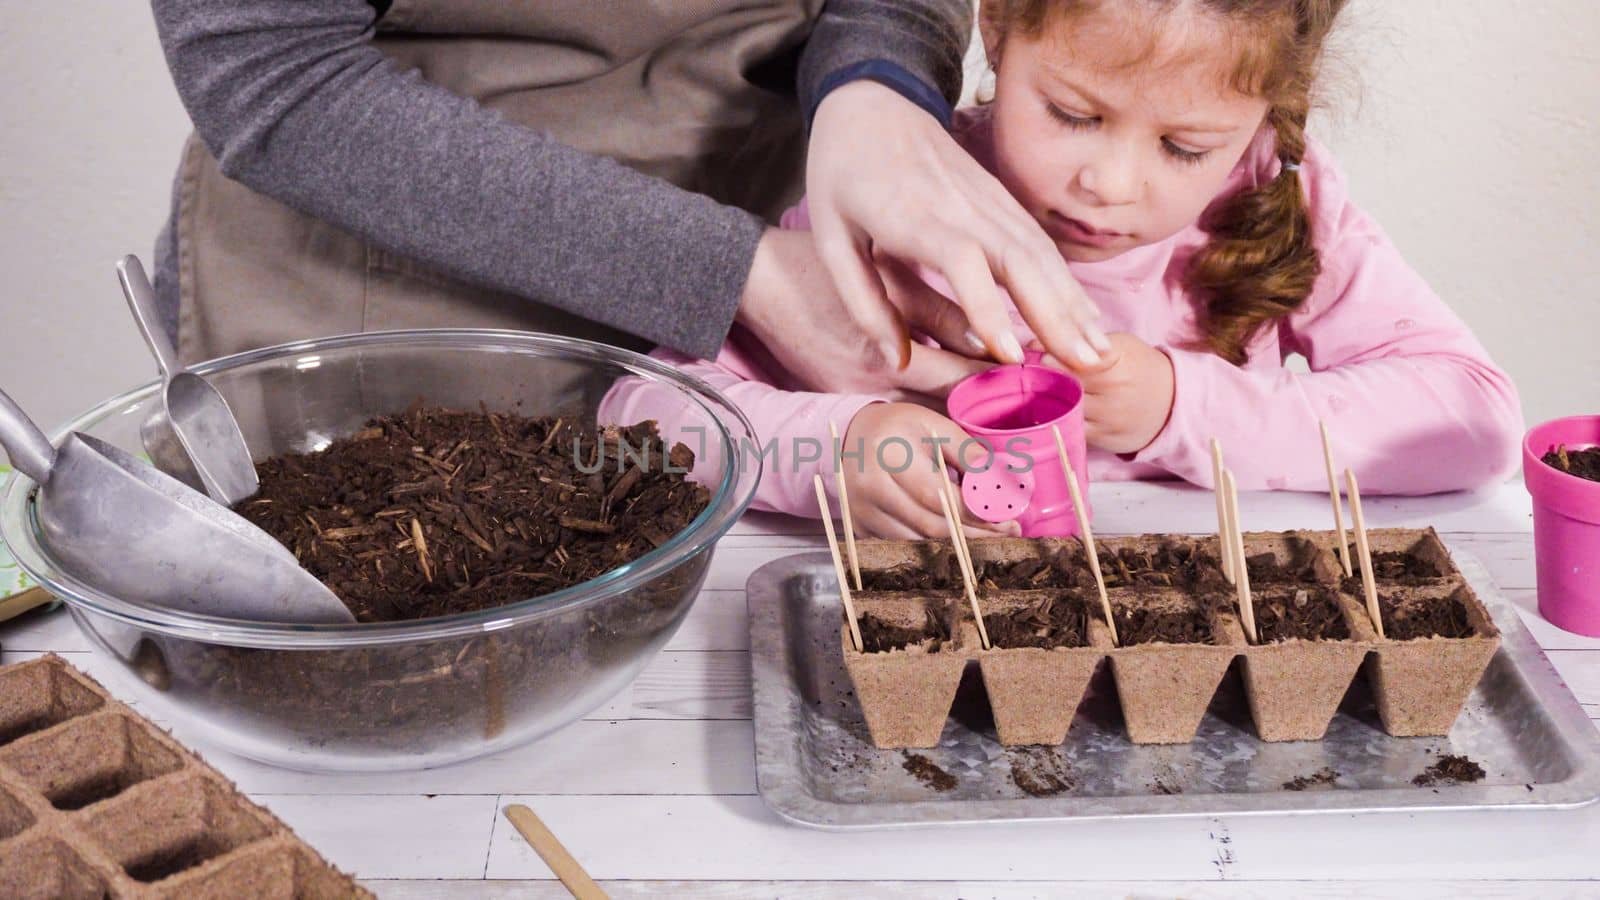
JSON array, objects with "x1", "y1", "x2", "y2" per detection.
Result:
[{"x1": 175, "y1": 0, "x2": 820, "y2": 364}]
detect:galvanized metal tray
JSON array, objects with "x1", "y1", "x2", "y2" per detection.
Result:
[{"x1": 747, "y1": 546, "x2": 1600, "y2": 828}]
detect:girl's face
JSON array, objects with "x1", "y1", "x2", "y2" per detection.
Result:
[{"x1": 987, "y1": 3, "x2": 1272, "y2": 263}]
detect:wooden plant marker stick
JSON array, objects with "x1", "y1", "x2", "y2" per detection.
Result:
[
  {"x1": 813, "y1": 475, "x2": 863, "y2": 652},
  {"x1": 937, "y1": 486, "x2": 991, "y2": 650},
  {"x1": 1052, "y1": 425, "x2": 1116, "y2": 647},
  {"x1": 827, "y1": 419, "x2": 862, "y2": 591},
  {"x1": 1210, "y1": 438, "x2": 1235, "y2": 584},
  {"x1": 0, "y1": 586, "x2": 53, "y2": 624},
  {"x1": 1345, "y1": 468, "x2": 1385, "y2": 640},
  {"x1": 503, "y1": 804, "x2": 609, "y2": 900},
  {"x1": 923, "y1": 427, "x2": 978, "y2": 589},
  {"x1": 1319, "y1": 420, "x2": 1353, "y2": 577},
  {"x1": 1223, "y1": 468, "x2": 1257, "y2": 643},
  {"x1": 1218, "y1": 465, "x2": 1241, "y2": 598}
]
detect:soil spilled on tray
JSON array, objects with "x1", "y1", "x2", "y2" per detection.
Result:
[
  {"x1": 1282, "y1": 767, "x2": 1339, "y2": 791},
  {"x1": 901, "y1": 752, "x2": 957, "y2": 792},
  {"x1": 1412, "y1": 754, "x2": 1486, "y2": 787},
  {"x1": 1008, "y1": 747, "x2": 1075, "y2": 797}
]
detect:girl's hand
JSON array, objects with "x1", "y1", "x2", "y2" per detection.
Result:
[
  {"x1": 1040, "y1": 333, "x2": 1176, "y2": 455},
  {"x1": 840, "y1": 402, "x2": 1022, "y2": 540}
]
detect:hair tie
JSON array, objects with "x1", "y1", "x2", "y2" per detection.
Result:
[{"x1": 1281, "y1": 160, "x2": 1302, "y2": 173}]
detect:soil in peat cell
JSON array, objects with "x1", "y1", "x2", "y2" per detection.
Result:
[
  {"x1": 857, "y1": 609, "x2": 951, "y2": 653},
  {"x1": 1114, "y1": 596, "x2": 1216, "y2": 646},
  {"x1": 983, "y1": 593, "x2": 1092, "y2": 650},
  {"x1": 860, "y1": 549, "x2": 1081, "y2": 593},
  {"x1": 859, "y1": 553, "x2": 962, "y2": 592},
  {"x1": 1098, "y1": 541, "x2": 1224, "y2": 592},
  {"x1": 1380, "y1": 592, "x2": 1476, "y2": 641},
  {"x1": 1254, "y1": 586, "x2": 1350, "y2": 643},
  {"x1": 1341, "y1": 552, "x2": 1451, "y2": 590}
]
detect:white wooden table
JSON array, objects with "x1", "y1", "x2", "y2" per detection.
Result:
[{"x1": 5, "y1": 480, "x2": 1599, "y2": 898}]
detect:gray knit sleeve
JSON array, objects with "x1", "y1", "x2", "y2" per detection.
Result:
[
  {"x1": 150, "y1": 0, "x2": 765, "y2": 360},
  {"x1": 797, "y1": 0, "x2": 972, "y2": 123}
]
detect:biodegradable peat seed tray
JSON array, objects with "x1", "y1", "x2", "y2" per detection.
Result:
[
  {"x1": 0, "y1": 654, "x2": 370, "y2": 899},
  {"x1": 747, "y1": 530, "x2": 1600, "y2": 826},
  {"x1": 836, "y1": 530, "x2": 1499, "y2": 747}
]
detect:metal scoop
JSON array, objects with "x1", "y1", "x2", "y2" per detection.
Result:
[
  {"x1": 118, "y1": 255, "x2": 259, "y2": 506},
  {"x1": 0, "y1": 388, "x2": 355, "y2": 624}
]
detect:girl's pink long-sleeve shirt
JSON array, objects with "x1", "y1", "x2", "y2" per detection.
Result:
[{"x1": 600, "y1": 111, "x2": 1524, "y2": 518}]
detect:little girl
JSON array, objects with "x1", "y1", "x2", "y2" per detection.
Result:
[{"x1": 603, "y1": 0, "x2": 1523, "y2": 540}]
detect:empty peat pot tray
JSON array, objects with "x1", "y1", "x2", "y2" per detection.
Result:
[
  {"x1": 746, "y1": 529, "x2": 1600, "y2": 827},
  {"x1": 0, "y1": 655, "x2": 369, "y2": 898}
]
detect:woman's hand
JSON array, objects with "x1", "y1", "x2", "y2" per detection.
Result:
[
  {"x1": 807, "y1": 81, "x2": 1110, "y2": 373},
  {"x1": 840, "y1": 402, "x2": 1021, "y2": 540},
  {"x1": 737, "y1": 228, "x2": 993, "y2": 399},
  {"x1": 1041, "y1": 333, "x2": 1176, "y2": 455}
]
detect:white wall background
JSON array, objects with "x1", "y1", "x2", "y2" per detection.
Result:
[{"x1": 0, "y1": 1, "x2": 1596, "y2": 446}]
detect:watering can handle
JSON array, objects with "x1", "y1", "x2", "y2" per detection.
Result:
[
  {"x1": 118, "y1": 255, "x2": 180, "y2": 380},
  {"x1": 0, "y1": 388, "x2": 56, "y2": 483}
]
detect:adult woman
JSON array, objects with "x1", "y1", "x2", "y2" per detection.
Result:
[{"x1": 151, "y1": 0, "x2": 1105, "y2": 393}]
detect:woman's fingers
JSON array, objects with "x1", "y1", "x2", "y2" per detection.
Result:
[
  {"x1": 936, "y1": 239, "x2": 1020, "y2": 364},
  {"x1": 993, "y1": 238, "x2": 1109, "y2": 370},
  {"x1": 892, "y1": 342, "x2": 994, "y2": 398},
  {"x1": 810, "y1": 213, "x2": 911, "y2": 371},
  {"x1": 881, "y1": 257, "x2": 985, "y2": 356}
]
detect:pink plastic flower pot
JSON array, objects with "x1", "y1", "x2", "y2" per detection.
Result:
[
  {"x1": 1523, "y1": 416, "x2": 1600, "y2": 636},
  {"x1": 946, "y1": 352, "x2": 1088, "y2": 538}
]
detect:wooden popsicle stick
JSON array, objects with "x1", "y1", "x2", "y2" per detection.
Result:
[
  {"x1": 937, "y1": 486, "x2": 991, "y2": 650},
  {"x1": 503, "y1": 804, "x2": 609, "y2": 900},
  {"x1": 943, "y1": 479, "x2": 979, "y2": 590},
  {"x1": 923, "y1": 427, "x2": 978, "y2": 588},
  {"x1": 813, "y1": 475, "x2": 863, "y2": 652},
  {"x1": 1345, "y1": 468, "x2": 1385, "y2": 640},
  {"x1": 827, "y1": 420, "x2": 862, "y2": 591},
  {"x1": 1319, "y1": 420, "x2": 1353, "y2": 577},
  {"x1": 1218, "y1": 466, "x2": 1241, "y2": 590},
  {"x1": 1223, "y1": 468, "x2": 1257, "y2": 643},
  {"x1": 1210, "y1": 438, "x2": 1235, "y2": 584},
  {"x1": 1051, "y1": 425, "x2": 1117, "y2": 647},
  {"x1": 0, "y1": 586, "x2": 53, "y2": 623}
]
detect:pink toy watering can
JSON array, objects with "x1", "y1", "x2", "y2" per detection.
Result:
[{"x1": 945, "y1": 351, "x2": 1089, "y2": 538}]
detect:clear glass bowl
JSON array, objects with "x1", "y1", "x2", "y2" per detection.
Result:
[{"x1": 1, "y1": 330, "x2": 759, "y2": 771}]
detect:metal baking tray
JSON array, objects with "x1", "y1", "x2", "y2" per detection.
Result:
[{"x1": 747, "y1": 546, "x2": 1600, "y2": 828}]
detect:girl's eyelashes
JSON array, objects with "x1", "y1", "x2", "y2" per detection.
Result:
[
  {"x1": 1045, "y1": 102, "x2": 1098, "y2": 130},
  {"x1": 1045, "y1": 100, "x2": 1213, "y2": 167},
  {"x1": 1162, "y1": 138, "x2": 1211, "y2": 166}
]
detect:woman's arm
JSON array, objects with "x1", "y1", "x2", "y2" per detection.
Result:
[
  {"x1": 154, "y1": 0, "x2": 759, "y2": 359},
  {"x1": 798, "y1": 0, "x2": 971, "y2": 127}
]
